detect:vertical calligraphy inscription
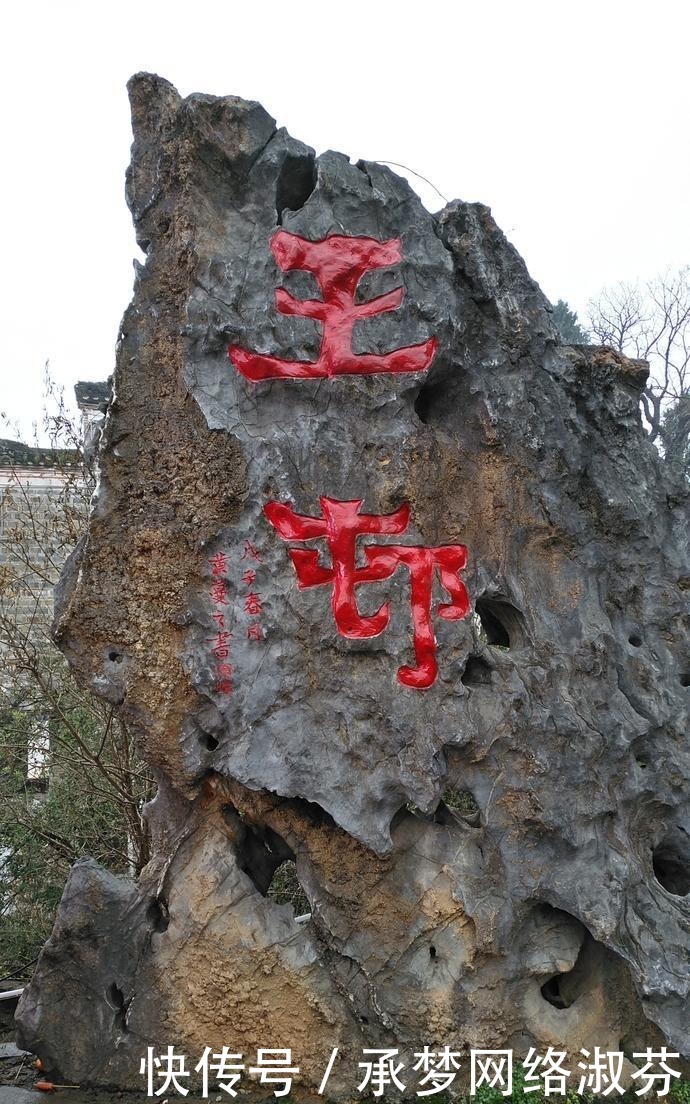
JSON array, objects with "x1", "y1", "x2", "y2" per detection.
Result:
[
  {"x1": 241, "y1": 539, "x2": 264, "y2": 641},
  {"x1": 229, "y1": 231, "x2": 437, "y2": 381},
  {"x1": 208, "y1": 551, "x2": 233, "y2": 695},
  {"x1": 264, "y1": 498, "x2": 470, "y2": 689}
]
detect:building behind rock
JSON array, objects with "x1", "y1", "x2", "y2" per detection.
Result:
[
  {"x1": 0, "y1": 381, "x2": 109, "y2": 779},
  {"x1": 0, "y1": 381, "x2": 109, "y2": 600}
]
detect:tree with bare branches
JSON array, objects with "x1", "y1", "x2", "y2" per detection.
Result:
[
  {"x1": 0, "y1": 383, "x2": 154, "y2": 979},
  {"x1": 587, "y1": 267, "x2": 690, "y2": 475}
]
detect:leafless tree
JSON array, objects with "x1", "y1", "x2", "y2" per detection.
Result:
[{"x1": 588, "y1": 268, "x2": 690, "y2": 462}]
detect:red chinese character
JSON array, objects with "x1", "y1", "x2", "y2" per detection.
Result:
[
  {"x1": 214, "y1": 678, "x2": 233, "y2": 695},
  {"x1": 264, "y1": 497, "x2": 470, "y2": 689},
  {"x1": 210, "y1": 579, "x2": 229, "y2": 605},
  {"x1": 210, "y1": 630, "x2": 233, "y2": 659},
  {"x1": 247, "y1": 623, "x2": 263, "y2": 641},
  {"x1": 209, "y1": 551, "x2": 228, "y2": 576},
  {"x1": 241, "y1": 540, "x2": 263, "y2": 562},
  {"x1": 212, "y1": 611, "x2": 225, "y2": 627},
  {"x1": 242, "y1": 568, "x2": 257, "y2": 587},
  {"x1": 229, "y1": 232, "x2": 437, "y2": 382},
  {"x1": 216, "y1": 662, "x2": 234, "y2": 677},
  {"x1": 244, "y1": 592, "x2": 263, "y2": 616}
]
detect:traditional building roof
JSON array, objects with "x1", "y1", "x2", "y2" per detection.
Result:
[
  {"x1": 0, "y1": 439, "x2": 77, "y2": 470},
  {"x1": 74, "y1": 379, "x2": 111, "y2": 412},
  {"x1": 0, "y1": 381, "x2": 111, "y2": 472}
]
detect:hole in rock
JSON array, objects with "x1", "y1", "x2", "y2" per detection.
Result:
[
  {"x1": 201, "y1": 732, "x2": 219, "y2": 752},
  {"x1": 628, "y1": 633, "x2": 643, "y2": 647},
  {"x1": 540, "y1": 930, "x2": 600, "y2": 1011},
  {"x1": 275, "y1": 153, "x2": 317, "y2": 223},
  {"x1": 541, "y1": 974, "x2": 573, "y2": 1010},
  {"x1": 443, "y1": 787, "x2": 480, "y2": 819},
  {"x1": 631, "y1": 733, "x2": 655, "y2": 771},
  {"x1": 267, "y1": 859, "x2": 311, "y2": 918},
  {"x1": 107, "y1": 982, "x2": 124, "y2": 1010},
  {"x1": 232, "y1": 811, "x2": 312, "y2": 918},
  {"x1": 474, "y1": 596, "x2": 524, "y2": 648},
  {"x1": 108, "y1": 650, "x2": 123, "y2": 664},
  {"x1": 434, "y1": 788, "x2": 481, "y2": 827},
  {"x1": 462, "y1": 654, "x2": 493, "y2": 688},
  {"x1": 652, "y1": 829, "x2": 690, "y2": 896},
  {"x1": 414, "y1": 380, "x2": 444, "y2": 425},
  {"x1": 429, "y1": 945, "x2": 437, "y2": 959},
  {"x1": 147, "y1": 896, "x2": 170, "y2": 933},
  {"x1": 235, "y1": 819, "x2": 292, "y2": 895},
  {"x1": 681, "y1": 673, "x2": 690, "y2": 688},
  {"x1": 106, "y1": 982, "x2": 129, "y2": 1033}
]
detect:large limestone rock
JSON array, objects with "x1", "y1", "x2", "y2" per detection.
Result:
[{"x1": 16, "y1": 74, "x2": 689, "y2": 1095}]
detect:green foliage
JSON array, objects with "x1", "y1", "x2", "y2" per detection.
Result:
[
  {"x1": 553, "y1": 299, "x2": 590, "y2": 344},
  {"x1": 671, "y1": 1079, "x2": 690, "y2": 1104},
  {"x1": 267, "y1": 859, "x2": 310, "y2": 916},
  {"x1": 0, "y1": 691, "x2": 154, "y2": 978},
  {"x1": 442, "y1": 786, "x2": 480, "y2": 818}
]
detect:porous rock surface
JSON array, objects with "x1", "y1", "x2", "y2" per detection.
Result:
[{"x1": 16, "y1": 74, "x2": 690, "y2": 1094}]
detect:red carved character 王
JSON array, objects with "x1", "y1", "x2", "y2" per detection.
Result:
[{"x1": 229, "y1": 232, "x2": 437, "y2": 382}]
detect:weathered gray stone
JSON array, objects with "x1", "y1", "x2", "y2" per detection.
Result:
[{"x1": 16, "y1": 73, "x2": 690, "y2": 1096}]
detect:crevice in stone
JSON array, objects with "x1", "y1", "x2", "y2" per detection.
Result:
[
  {"x1": 106, "y1": 982, "x2": 130, "y2": 1033},
  {"x1": 540, "y1": 929, "x2": 594, "y2": 1010},
  {"x1": 541, "y1": 973, "x2": 572, "y2": 1009},
  {"x1": 652, "y1": 828, "x2": 690, "y2": 896},
  {"x1": 474, "y1": 595, "x2": 525, "y2": 648},
  {"x1": 631, "y1": 733, "x2": 654, "y2": 771},
  {"x1": 275, "y1": 152, "x2": 317, "y2": 225},
  {"x1": 462, "y1": 654, "x2": 493, "y2": 688},
  {"x1": 354, "y1": 159, "x2": 374, "y2": 192},
  {"x1": 414, "y1": 377, "x2": 448, "y2": 425},
  {"x1": 106, "y1": 981, "x2": 124, "y2": 1010},
  {"x1": 146, "y1": 895, "x2": 170, "y2": 933},
  {"x1": 246, "y1": 126, "x2": 280, "y2": 177}
]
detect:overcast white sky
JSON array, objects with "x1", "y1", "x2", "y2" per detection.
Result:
[{"x1": 1, "y1": 0, "x2": 688, "y2": 441}]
